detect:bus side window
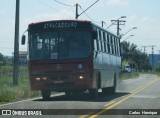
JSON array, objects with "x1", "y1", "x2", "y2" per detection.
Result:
[
  {"x1": 110, "y1": 35, "x2": 114, "y2": 55},
  {"x1": 109, "y1": 35, "x2": 113, "y2": 54},
  {"x1": 116, "y1": 38, "x2": 119, "y2": 56},
  {"x1": 103, "y1": 32, "x2": 107, "y2": 53},
  {"x1": 94, "y1": 39, "x2": 97, "y2": 51},
  {"x1": 117, "y1": 38, "x2": 121, "y2": 56},
  {"x1": 107, "y1": 33, "x2": 110, "y2": 54},
  {"x1": 114, "y1": 38, "x2": 117, "y2": 56},
  {"x1": 113, "y1": 37, "x2": 116, "y2": 55},
  {"x1": 100, "y1": 30, "x2": 105, "y2": 52},
  {"x1": 98, "y1": 29, "x2": 102, "y2": 52},
  {"x1": 96, "y1": 30, "x2": 99, "y2": 51}
]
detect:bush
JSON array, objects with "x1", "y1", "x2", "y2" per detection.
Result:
[
  {"x1": 0, "y1": 66, "x2": 40, "y2": 104},
  {"x1": 155, "y1": 66, "x2": 160, "y2": 72}
]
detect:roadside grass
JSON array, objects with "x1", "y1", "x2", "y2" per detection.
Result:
[
  {"x1": 120, "y1": 72, "x2": 140, "y2": 80},
  {"x1": 120, "y1": 71, "x2": 160, "y2": 80},
  {"x1": 0, "y1": 66, "x2": 40, "y2": 104},
  {"x1": 139, "y1": 71, "x2": 160, "y2": 77}
]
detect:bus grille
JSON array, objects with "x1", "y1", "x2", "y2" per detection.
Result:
[
  {"x1": 50, "y1": 75, "x2": 68, "y2": 80},
  {"x1": 50, "y1": 75, "x2": 58, "y2": 80}
]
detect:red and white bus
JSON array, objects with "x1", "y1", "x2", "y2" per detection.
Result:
[{"x1": 22, "y1": 20, "x2": 121, "y2": 100}]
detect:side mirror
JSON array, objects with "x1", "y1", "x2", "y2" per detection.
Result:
[
  {"x1": 21, "y1": 35, "x2": 26, "y2": 45},
  {"x1": 93, "y1": 30, "x2": 97, "y2": 39}
]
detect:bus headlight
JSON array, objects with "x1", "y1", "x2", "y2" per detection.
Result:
[
  {"x1": 78, "y1": 64, "x2": 83, "y2": 69},
  {"x1": 36, "y1": 77, "x2": 41, "y2": 81},
  {"x1": 42, "y1": 77, "x2": 47, "y2": 80},
  {"x1": 79, "y1": 76, "x2": 84, "y2": 80}
]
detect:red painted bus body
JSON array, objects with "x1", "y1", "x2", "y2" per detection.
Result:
[
  {"x1": 24, "y1": 20, "x2": 121, "y2": 99},
  {"x1": 28, "y1": 57, "x2": 93, "y2": 91}
]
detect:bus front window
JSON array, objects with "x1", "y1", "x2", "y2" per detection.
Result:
[{"x1": 29, "y1": 31, "x2": 91, "y2": 60}]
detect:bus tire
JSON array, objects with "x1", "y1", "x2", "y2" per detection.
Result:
[
  {"x1": 109, "y1": 74, "x2": 117, "y2": 94},
  {"x1": 41, "y1": 90, "x2": 51, "y2": 100},
  {"x1": 98, "y1": 73, "x2": 101, "y2": 89},
  {"x1": 102, "y1": 74, "x2": 116, "y2": 95},
  {"x1": 65, "y1": 91, "x2": 72, "y2": 96},
  {"x1": 89, "y1": 89, "x2": 98, "y2": 98}
]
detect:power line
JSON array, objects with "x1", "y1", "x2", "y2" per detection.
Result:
[
  {"x1": 53, "y1": 0, "x2": 74, "y2": 7},
  {"x1": 38, "y1": 0, "x2": 73, "y2": 19},
  {"x1": 79, "y1": 6, "x2": 101, "y2": 24},
  {"x1": 38, "y1": 0, "x2": 60, "y2": 12},
  {"x1": 78, "y1": 0, "x2": 100, "y2": 17}
]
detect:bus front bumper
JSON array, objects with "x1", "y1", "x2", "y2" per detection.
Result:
[{"x1": 30, "y1": 78, "x2": 93, "y2": 91}]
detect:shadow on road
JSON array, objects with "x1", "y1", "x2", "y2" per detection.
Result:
[{"x1": 34, "y1": 91, "x2": 129, "y2": 102}]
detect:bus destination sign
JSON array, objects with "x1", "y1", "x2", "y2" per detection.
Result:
[
  {"x1": 29, "y1": 21, "x2": 91, "y2": 31},
  {"x1": 44, "y1": 22, "x2": 78, "y2": 29}
]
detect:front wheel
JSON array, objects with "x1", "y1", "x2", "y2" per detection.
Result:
[
  {"x1": 41, "y1": 90, "x2": 51, "y2": 100},
  {"x1": 65, "y1": 91, "x2": 72, "y2": 96},
  {"x1": 89, "y1": 89, "x2": 98, "y2": 98}
]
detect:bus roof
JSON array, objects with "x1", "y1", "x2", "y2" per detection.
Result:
[
  {"x1": 29, "y1": 19, "x2": 91, "y2": 25},
  {"x1": 28, "y1": 19, "x2": 118, "y2": 37}
]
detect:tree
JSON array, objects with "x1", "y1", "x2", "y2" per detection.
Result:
[
  {"x1": 120, "y1": 41, "x2": 151, "y2": 71},
  {"x1": 121, "y1": 41, "x2": 137, "y2": 61},
  {"x1": 0, "y1": 53, "x2": 6, "y2": 66}
]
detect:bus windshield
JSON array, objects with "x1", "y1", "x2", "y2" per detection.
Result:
[{"x1": 29, "y1": 30, "x2": 91, "y2": 60}]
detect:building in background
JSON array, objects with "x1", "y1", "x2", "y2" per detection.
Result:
[
  {"x1": 12, "y1": 51, "x2": 28, "y2": 66},
  {"x1": 149, "y1": 54, "x2": 160, "y2": 67}
]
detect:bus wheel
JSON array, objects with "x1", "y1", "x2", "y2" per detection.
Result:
[
  {"x1": 102, "y1": 75, "x2": 116, "y2": 95},
  {"x1": 110, "y1": 75, "x2": 117, "y2": 94},
  {"x1": 89, "y1": 89, "x2": 98, "y2": 98},
  {"x1": 65, "y1": 91, "x2": 72, "y2": 96},
  {"x1": 41, "y1": 90, "x2": 51, "y2": 100}
]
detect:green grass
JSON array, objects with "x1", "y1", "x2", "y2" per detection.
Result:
[
  {"x1": 120, "y1": 72, "x2": 140, "y2": 80},
  {"x1": 0, "y1": 66, "x2": 40, "y2": 104},
  {"x1": 139, "y1": 71, "x2": 160, "y2": 76},
  {"x1": 120, "y1": 71, "x2": 160, "y2": 80}
]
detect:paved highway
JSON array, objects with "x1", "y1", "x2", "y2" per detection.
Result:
[{"x1": 0, "y1": 74, "x2": 160, "y2": 118}]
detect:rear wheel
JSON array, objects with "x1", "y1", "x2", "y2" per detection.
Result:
[
  {"x1": 110, "y1": 75, "x2": 117, "y2": 94},
  {"x1": 102, "y1": 74, "x2": 116, "y2": 95},
  {"x1": 65, "y1": 91, "x2": 72, "y2": 96},
  {"x1": 41, "y1": 90, "x2": 51, "y2": 100},
  {"x1": 89, "y1": 89, "x2": 98, "y2": 98}
]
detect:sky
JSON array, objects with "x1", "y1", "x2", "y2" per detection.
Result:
[{"x1": 0, "y1": 0, "x2": 160, "y2": 56}]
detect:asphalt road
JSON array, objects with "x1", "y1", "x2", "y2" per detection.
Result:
[{"x1": 0, "y1": 74, "x2": 160, "y2": 118}]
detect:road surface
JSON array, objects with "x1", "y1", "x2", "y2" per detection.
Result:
[{"x1": 0, "y1": 74, "x2": 160, "y2": 118}]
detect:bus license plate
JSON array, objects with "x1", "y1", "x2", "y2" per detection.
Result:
[{"x1": 54, "y1": 81, "x2": 64, "y2": 84}]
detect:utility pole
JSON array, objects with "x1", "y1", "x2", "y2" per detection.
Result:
[
  {"x1": 151, "y1": 45, "x2": 155, "y2": 68},
  {"x1": 13, "y1": 0, "x2": 20, "y2": 85},
  {"x1": 75, "y1": 3, "x2": 79, "y2": 19},
  {"x1": 75, "y1": 0, "x2": 100, "y2": 19},
  {"x1": 110, "y1": 19, "x2": 126, "y2": 36},
  {"x1": 102, "y1": 21, "x2": 104, "y2": 27},
  {"x1": 141, "y1": 46, "x2": 149, "y2": 54},
  {"x1": 149, "y1": 45, "x2": 156, "y2": 70}
]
